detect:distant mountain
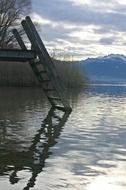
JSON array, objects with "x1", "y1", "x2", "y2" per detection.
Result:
[{"x1": 78, "y1": 54, "x2": 126, "y2": 84}]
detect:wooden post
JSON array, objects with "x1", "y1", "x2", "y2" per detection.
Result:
[{"x1": 12, "y1": 29, "x2": 27, "y2": 50}]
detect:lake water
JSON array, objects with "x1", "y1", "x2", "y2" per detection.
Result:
[{"x1": 0, "y1": 85, "x2": 126, "y2": 190}]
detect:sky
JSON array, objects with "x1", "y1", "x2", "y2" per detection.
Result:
[{"x1": 31, "y1": 0, "x2": 126, "y2": 60}]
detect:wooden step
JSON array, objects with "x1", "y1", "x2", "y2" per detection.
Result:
[
  {"x1": 41, "y1": 79, "x2": 50, "y2": 83},
  {"x1": 53, "y1": 115, "x2": 62, "y2": 121},
  {"x1": 35, "y1": 61, "x2": 41, "y2": 65},
  {"x1": 30, "y1": 61, "x2": 41, "y2": 66},
  {"x1": 54, "y1": 105, "x2": 72, "y2": 112},
  {"x1": 48, "y1": 96, "x2": 61, "y2": 101},
  {"x1": 44, "y1": 88, "x2": 56, "y2": 91},
  {"x1": 54, "y1": 105, "x2": 66, "y2": 111},
  {"x1": 38, "y1": 70, "x2": 47, "y2": 75}
]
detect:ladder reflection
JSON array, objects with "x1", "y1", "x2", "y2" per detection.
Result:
[{"x1": 0, "y1": 107, "x2": 71, "y2": 189}]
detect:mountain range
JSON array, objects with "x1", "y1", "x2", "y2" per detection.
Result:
[{"x1": 78, "y1": 54, "x2": 126, "y2": 84}]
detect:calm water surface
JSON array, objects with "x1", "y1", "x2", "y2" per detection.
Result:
[{"x1": 0, "y1": 86, "x2": 126, "y2": 190}]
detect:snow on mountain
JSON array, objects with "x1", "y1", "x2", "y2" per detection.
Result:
[{"x1": 78, "y1": 54, "x2": 126, "y2": 84}]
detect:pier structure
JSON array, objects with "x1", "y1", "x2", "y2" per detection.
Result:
[{"x1": 0, "y1": 16, "x2": 72, "y2": 111}]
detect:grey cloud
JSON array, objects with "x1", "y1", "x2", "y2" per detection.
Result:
[
  {"x1": 32, "y1": 0, "x2": 126, "y2": 59},
  {"x1": 94, "y1": 27, "x2": 112, "y2": 34},
  {"x1": 40, "y1": 24, "x2": 99, "y2": 48},
  {"x1": 99, "y1": 37, "x2": 115, "y2": 45},
  {"x1": 33, "y1": 0, "x2": 126, "y2": 32},
  {"x1": 90, "y1": 0, "x2": 116, "y2": 3},
  {"x1": 40, "y1": 24, "x2": 78, "y2": 42}
]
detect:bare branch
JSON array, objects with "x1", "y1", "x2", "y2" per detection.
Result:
[{"x1": 0, "y1": 0, "x2": 31, "y2": 48}]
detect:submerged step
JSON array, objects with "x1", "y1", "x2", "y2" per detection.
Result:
[
  {"x1": 54, "y1": 105, "x2": 72, "y2": 112},
  {"x1": 38, "y1": 70, "x2": 47, "y2": 74}
]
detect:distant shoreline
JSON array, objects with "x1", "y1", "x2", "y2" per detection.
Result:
[{"x1": 0, "y1": 60, "x2": 86, "y2": 88}]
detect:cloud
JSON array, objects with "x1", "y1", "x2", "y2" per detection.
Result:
[
  {"x1": 32, "y1": 0, "x2": 126, "y2": 60},
  {"x1": 32, "y1": 0, "x2": 126, "y2": 31},
  {"x1": 99, "y1": 37, "x2": 115, "y2": 45}
]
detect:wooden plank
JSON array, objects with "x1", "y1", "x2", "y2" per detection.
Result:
[
  {"x1": 41, "y1": 79, "x2": 50, "y2": 83},
  {"x1": 54, "y1": 105, "x2": 67, "y2": 111},
  {"x1": 0, "y1": 49, "x2": 36, "y2": 62},
  {"x1": 12, "y1": 29, "x2": 27, "y2": 50},
  {"x1": 48, "y1": 97, "x2": 61, "y2": 101},
  {"x1": 44, "y1": 88, "x2": 56, "y2": 91}
]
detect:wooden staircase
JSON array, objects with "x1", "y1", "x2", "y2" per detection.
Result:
[{"x1": 12, "y1": 16, "x2": 72, "y2": 111}]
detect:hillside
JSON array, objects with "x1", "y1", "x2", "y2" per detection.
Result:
[{"x1": 78, "y1": 54, "x2": 126, "y2": 84}]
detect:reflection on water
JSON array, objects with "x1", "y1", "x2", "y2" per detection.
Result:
[
  {"x1": 0, "y1": 88, "x2": 71, "y2": 189},
  {"x1": 22, "y1": 107, "x2": 71, "y2": 190},
  {"x1": 0, "y1": 86, "x2": 126, "y2": 190},
  {"x1": 88, "y1": 84, "x2": 126, "y2": 96}
]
